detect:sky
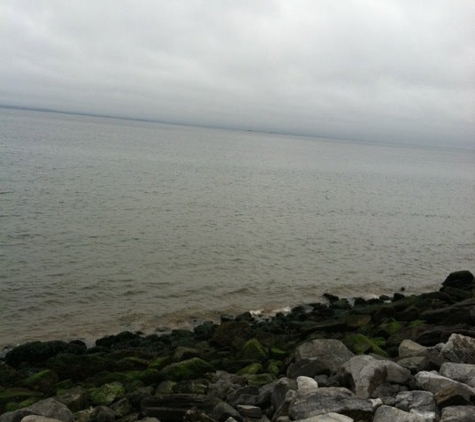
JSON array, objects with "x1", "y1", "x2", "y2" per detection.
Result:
[{"x1": 1, "y1": 0, "x2": 474, "y2": 148}]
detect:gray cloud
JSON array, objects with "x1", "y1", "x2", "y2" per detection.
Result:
[{"x1": 1, "y1": 0, "x2": 474, "y2": 147}]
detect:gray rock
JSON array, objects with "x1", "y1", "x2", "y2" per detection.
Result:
[
  {"x1": 440, "y1": 405, "x2": 475, "y2": 421},
  {"x1": 20, "y1": 417, "x2": 64, "y2": 422},
  {"x1": 440, "y1": 333, "x2": 475, "y2": 364},
  {"x1": 288, "y1": 339, "x2": 354, "y2": 378},
  {"x1": 288, "y1": 387, "x2": 374, "y2": 420},
  {"x1": 340, "y1": 355, "x2": 411, "y2": 398},
  {"x1": 399, "y1": 340, "x2": 428, "y2": 358},
  {"x1": 392, "y1": 390, "x2": 437, "y2": 414},
  {"x1": 110, "y1": 398, "x2": 131, "y2": 418},
  {"x1": 0, "y1": 399, "x2": 75, "y2": 422},
  {"x1": 439, "y1": 362, "x2": 475, "y2": 387},
  {"x1": 211, "y1": 401, "x2": 242, "y2": 422},
  {"x1": 373, "y1": 405, "x2": 433, "y2": 422},
  {"x1": 291, "y1": 413, "x2": 354, "y2": 422},
  {"x1": 415, "y1": 370, "x2": 475, "y2": 398},
  {"x1": 55, "y1": 387, "x2": 88, "y2": 413},
  {"x1": 397, "y1": 356, "x2": 429, "y2": 374},
  {"x1": 90, "y1": 406, "x2": 116, "y2": 422}
]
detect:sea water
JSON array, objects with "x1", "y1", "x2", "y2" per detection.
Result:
[{"x1": 1, "y1": 108, "x2": 474, "y2": 348}]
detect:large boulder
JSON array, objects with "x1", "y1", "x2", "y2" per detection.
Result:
[
  {"x1": 439, "y1": 362, "x2": 475, "y2": 387},
  {"x1": 441, "y1": 271, "x2": 475, "y2": 290},
  {"x1": 340, "y1": 355, "x2": 411, "y2": 398},
  {"x1": 440, "y1": 405, "x2": 475, "y2": 421},
  {"x1": 440, "y1": 333, "x2": 475, "y2": 364},
  {"x1": 5, "y1": 342, "x2": 86, "y2": 367},
  {"x1": 287, "y1": 339, "x2": 354, "y2": 378},
  {"x1": 0, "y1": 398, "x2": 73, "y2": 422}
]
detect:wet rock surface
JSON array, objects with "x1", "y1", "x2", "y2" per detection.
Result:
[{"x1": 1, "y1": 270, "x2": 475, "y2": 421}]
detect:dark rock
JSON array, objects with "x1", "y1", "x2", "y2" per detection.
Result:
[
  {"x1": 211, "y1": 321, "x2": 253, "y2": 350},
  {"x1": 95, "y1": 331, "x2": 142, "y2": 350},
  {"x1": 5, "y1": 341, "x2": 86, "y2": 367},
  {"x1": 46, "y1": 353, "x2": 116, "y2": 381},
  {"x1": 442, "y1": 270, "x2": 475, "y2": 290},
  {"x1": 323, "y1": 293, "x2": 339, "y2": 303},
  {"x1": 158, "y1": 358, "x2": 214, "y2": 382},
  {"x1": 91, "y1": 405, "x2": 116, "y2": 422},
  {"x1": 141, "y1": 394, "x2": 216, "y2": 422},
  {"x1": 211, "y1": 401, "x2": 242, "y2": 422}
]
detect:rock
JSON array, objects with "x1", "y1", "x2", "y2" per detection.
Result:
[
  {"x1": 20, "y1": 417, "x2": 65, "y2": 422},
  {"x1": 441, "y1": 271, "x2": 475, "y2": 290},
  {"x1": 397, "y1": 356, "x2": 429, "y2": 374},
  {"x1": 440, "y1": 405, "x2": 475, "y2": 421},
  {"x1": 440, "y1": 333, "x2": 475, "y2": 364},
  {"x1": 390, "y1": 390, "x2": 437, "y2": 414},
  {"x1": 343, "y1": 334, "x2": 388, "y2": 357},
  {"x1": 109, "y1": 398, "x2": 132, "y2": 418},
  {"x1": 373, "y1": 405, "x2": 434, "y2": 421},
  {"x1": 211, "y1": 401, "x2": 242, "y2": 422},
  {"x1": 5, "y1": 341, "x2": 86, "y2": 367},
  {"x1": 296, "y1": 376, "x2": 318, "y2": 393},
  {"x1": 288, "y1": 387, "x2": 374, "y2": 420},
  {"x1": 88, "y1": 382, "x2": 126, "y2": 406},
  {"x1": 236, "y1": 363, "x2": 262, "y2": 375},
  {"x1": 90, "y1": 405, "x2": 116, "y2": 422},
  {"x1": 398, "y1": 340, "x2": 428, "y2": 358},
  {"x1": 439, "y1": 362, "x2": 475, "y2": 387},
  {"x1": 45, "y1": 354, "x2": 115, "y2": 381},
  {"x1": 141, "y1": 394, "x2": 216, "y2": 422},
  {"x1": 55, "y1": 387, "x2": 88, "y2": 413},
  {"x1": 340, "y1": 355, "x2": 411, "y2": 398},
  {"x1": 158, "y1": 358, "x2": 214, "y2": 381},
  {"x1": 238, "y1": 338, "x2": 268, "y2": 361},
  {"x1": 211, "y1": 321, "x2": 253, "y2": 349},
  {"x1": 22, "y1": 370, "x2": 59, "y2": 394},
  {"x1": 434, "y1": 382, "x2": 475, "y2": 407},
  {"x1": 415, "y1": 370, "x2": 475, "y2": 404},
  {"x1": 236, "y1": 404, "x2": 262, "y2": 418},
  {"x1": 292, "y1": 414, "x2": 354, "y2": 422},
  {"x1": 0, "y1": 399, "x2": 74, "y2": 422},
  {"x1": 287, "y1": 339, "x2": 354, "y2": 378}
]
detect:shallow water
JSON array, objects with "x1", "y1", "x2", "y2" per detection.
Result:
[{"x1": 1, "y1": 108, "x2": 474, "y2": 348}]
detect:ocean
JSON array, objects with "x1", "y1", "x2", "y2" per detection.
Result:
[{"x1": 1, "y1": 108, "x2": 474, "y2": 349}]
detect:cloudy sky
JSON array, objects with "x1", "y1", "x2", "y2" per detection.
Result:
[{"x1": 1, "y1": 0, "x2": 474, "y2": 147}]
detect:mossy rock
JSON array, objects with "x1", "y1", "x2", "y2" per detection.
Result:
[
  {"x1": 115, "y1": 356, "x2": 150, "y2": 371},
  {"x1": 172, "y1": 347, "x2": 203, "y2": 362},
  {"x1": 408, "y1": 319, "x2": 426, "y2": 328},
  {"x1": 55, "y1": 386, "x2": 88, "y2": 413},
  {"x1": 243, "y1": 373, "x2": 276, "y2": 387},
  {"x1": 125, "y1": 368, "x2": 161, "y2": 385},
  {"x1": 343, "y1": 334, "x2": 389, "y2": 357},
  {"x1": 148, "y1": 356, "x2": 171, "y2": 371},
  {"x1": 266, "y1": 360, "x2": 282, "y2": 376},
  {"x1": 238, "y1": 338, "x2": 268, "y2": 361},
  {"x1": 155, "y1": 380, "x2": 177, "y2": 395},
  {"x1": 269, "y1": 347, "x2": 287, "y2": 360},
  {"x1": 347, "y1": 313, "x2": 372, "y2": 329},
  {"x1": 377, "y1": 319, "x2": 403, "y2": 337},
  {"x1": 237, "y1": 362, "x2": 263, "y2": 375},
  {"x1": 87, "y1": 381, "x2": 126, "y2": 406},
  {"x1": 173, "y1": 379, "x2": 209, "y2": 395},
  {"x1": 22, "y1": 369, "x2": 59, "y2": 393},
  {"x1": 211, "y1": 321, "x2": 253, "y2": 349},
  {"x1": 0, "y1": 363, "x2": 21, "y2": 386},
  {"x1": 158, "y1": 357, "x2": 214, "y2": 382},
  {"x1": 46, "y1": 353, "x2": 115, "y2": 381},
  {"x1": 0, "y1": 388, "x2": 43, "y2": 413},
  {"x1": 4, "y1": 396, "x2": 40, "y2": 412}
]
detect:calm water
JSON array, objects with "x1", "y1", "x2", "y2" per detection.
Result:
[{"x1": 1, "y1": 108, "x2": 474, "y2": 348}]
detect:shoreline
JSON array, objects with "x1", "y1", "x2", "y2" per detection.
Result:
[{"x1": 1, "y1": 270, "x2": 474, "y2": 421}]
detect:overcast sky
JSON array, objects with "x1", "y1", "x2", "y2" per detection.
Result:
[{"x1": 1, "y1": 1, "x2": 474, "y2": 147}]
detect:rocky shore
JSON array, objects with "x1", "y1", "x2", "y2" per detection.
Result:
[{"x1": 1, "y1": 271, "x2": 475, "y2": 422}]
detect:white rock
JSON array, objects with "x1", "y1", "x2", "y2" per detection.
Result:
[
  {"x1": 293, "y1": 413, "x2": 354, "y2": 422},
  {"x1": 440, "y1": 333, "x2": 475, "y2": 364},
  {"x1": 439, "y1": 362, "x2": 475, "y2": 387},
  {"x1": 297, "y1": 376, "x2": 319, "y2": 393},
  {"x1": 399, "y1": 339, "x2": 428, "y2": 358}
]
